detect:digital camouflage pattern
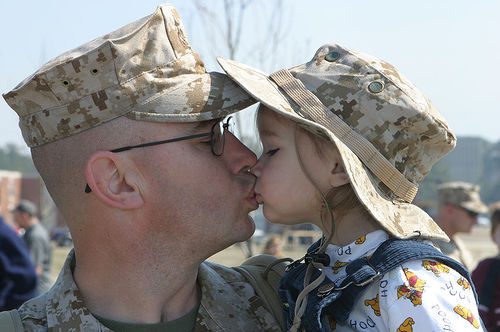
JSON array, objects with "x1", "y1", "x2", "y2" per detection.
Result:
[
  {"x1": 16, "y1": 250, "x2": 282, "y2": 331},
  {"x1": 434, "y1": 237, "x2": 475, "y2": 271},
  {"x1": 438, "y1": 181, "x2": 488, "y2": 214},
  {"x1": 218, "y1": 43, "x2": 456, "y2": 241},
  {"x1": 3, "y1": 4, "x2": 255, "y2": 148}
]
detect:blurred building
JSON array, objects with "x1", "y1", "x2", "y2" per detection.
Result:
[
  {"x1": 0, "y1": 170, "x2": 22, "y2": 226},
  {"x1": 0, "y1": 170, "x2": 64, "y2": 231}
]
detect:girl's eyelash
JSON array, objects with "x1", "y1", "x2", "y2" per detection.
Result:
[{"x1": 267, "y1": 148, "x2": 279, "y2": 156}]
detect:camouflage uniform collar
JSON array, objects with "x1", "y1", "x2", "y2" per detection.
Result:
[
  {"x1": 44, "y1": 249, "x2": 112, "y2": 331},
  {"x1": 196, "y1": 262, "x2": 276, "y2": 331},
  {"x1": 42, "y1": 252, "x2": 277, "y2": 331}
]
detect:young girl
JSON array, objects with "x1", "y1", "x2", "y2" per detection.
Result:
[{"x1": 218, "y1": 44, "x2": 484, "y2": 331}]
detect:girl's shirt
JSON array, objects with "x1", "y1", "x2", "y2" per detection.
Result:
[{"x1": 322, "y1": 230, "x2": 483, "y2": 331}]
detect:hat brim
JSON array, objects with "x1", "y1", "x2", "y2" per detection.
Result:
[
  {"x1": 127, "y1": 71, "x2": 256, "y2": 122},
  {"x1": 461, "y1": 201, "x2": 489, "y2": 214},
  {"x1": 218, "y1": 57, "x2": 448, "y2": 241}
]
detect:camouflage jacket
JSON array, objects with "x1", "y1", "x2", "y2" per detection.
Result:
[{"x1": 16, "y1": 250, "x2": 282, "y2": 331}]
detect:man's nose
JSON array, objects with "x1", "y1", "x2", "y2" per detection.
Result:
[
  {"x1": 250, "y1": 157, "x2": 262, "y2": 177},
  {"x1": 223, "y1": 132, "x2": 257, "y2": 174}
]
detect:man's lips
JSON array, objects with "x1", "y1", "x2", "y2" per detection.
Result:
[
  {"x1": 254, "y1": 193, "x2": 263, "y2": 204},
  {"x1": 246, "y1": 191, "x2": 259, "y2": 209}
]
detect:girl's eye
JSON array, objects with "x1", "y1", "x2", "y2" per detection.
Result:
[{"x1": 266, "y1": 148, "x2": 280, "y2": 156}]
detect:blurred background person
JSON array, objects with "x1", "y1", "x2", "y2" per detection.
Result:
[
  {"x1": 472, "y1": 203, "x2": 500, "y2": 331},
  {"x1": 262, "y1": 235, "x2": 283, "y2": 258},
  {"x1": 434, "y1": 181, "x2": 488, "y2": 271},
  {"x1": 12, "y1": 200, "x2": 52, "y2": 294},
  {"x1": 0, "y1": 212, "x2": 37, "y2": 310}
]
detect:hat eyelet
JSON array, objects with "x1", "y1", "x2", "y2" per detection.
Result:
[
  {"x1": 91, "y1": 68, "x2": 99, "y2": 75},
  {"x1": 62, "y1": 80, "x2": 70, "y2": 86},
  {"x1": 324, "y1": 51, "x2": 340, "y2": 62},
  {"x1": 368, "y1": 81, "x2": 384, "y2": 93}
]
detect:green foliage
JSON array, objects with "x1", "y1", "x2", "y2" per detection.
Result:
[{"x1": 0, "y1": 144, "x2": 37, "y2": 174}]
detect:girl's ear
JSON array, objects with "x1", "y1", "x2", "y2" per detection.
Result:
[
  {"x1": 85, "y1": 151, "x2": 144, "y2": 209},
  {"x1": 329, "y1": 160, "x2": 349, "y2": 188}
]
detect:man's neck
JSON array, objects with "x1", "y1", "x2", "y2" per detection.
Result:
[{"x1": 73, "y1": 245, "x2": 201, "y2": 324}]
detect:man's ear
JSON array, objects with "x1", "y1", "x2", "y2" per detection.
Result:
[
  {"x1": 329, "y1": 160, "x2": 350, "y2": 188},
  {"x1": 85, "y1": 151, "x2": 144, "y2": 209}
]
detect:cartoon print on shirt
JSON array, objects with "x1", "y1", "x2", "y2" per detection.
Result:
[
  {"x1": 315, "y1": 231, "x2": 482, "y2": 331},
  {"x1": 355, "y1": 235, "x2": 366, "y2": 245},
  {"x1": 332, "y1": 260, "x2": 349, "y2": 274},
  {"x1": 397, "y1": 268, "x2": 425, "y2": 306},
  {"x1": 364, "y1": 294, "x2": 380, "y2": 316},
  {"x1": 422, "y1": 260, "x2": 450, "y2": 276},
  {"x1": 457, "y1": 277, "x2": 471, "y2": 290},
  {"x1": 453, "y1": 304, "x2": 480, "y2": 328},
  {"x1": 396, "y1": 317, "x2": 415, "y2": 332}
]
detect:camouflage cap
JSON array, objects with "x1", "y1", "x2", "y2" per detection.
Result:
[
  {"x1": 218, "y1": 43, "x2": 457, "y2": 241},
  {"x1": 438, "y1": 181, "x2": 488, "y2": 214},
  {"x1": 3, "y1": 4, "x2": 255, "y2": 148}
]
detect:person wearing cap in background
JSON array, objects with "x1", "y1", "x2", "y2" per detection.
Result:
[
  {"x1": 218, "y1": 44, "x2": 484, "y2": 330},
  {"x1": 12, "y1": 200, "x2": 52, "y2": 295},
  {"x1": 0, "y1": 4, "x2": 282, "y2": 331},
  {"x1": 0, "y1": 212, "x2": 37, "y2": 311},
  {"x1": 434, "y1": 181, "x2": 489, "y2": 271},
  {"x1": 472, "y1": 202, "x2": 500, "y2": 331}
]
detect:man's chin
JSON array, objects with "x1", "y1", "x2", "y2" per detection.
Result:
[{"x1": 241, "y1": 214, "x2": 256, "y2": 239}]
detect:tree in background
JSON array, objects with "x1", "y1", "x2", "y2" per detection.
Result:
[
  {"x1": 189, "y1": 0, "x2": 295, "y2": 257},
  {"x1": 0, "y1": 144, "x2": 36, "y2": 175},
  {"x1": 190, "y1": 0, "x2": 297, "y2": 140}
]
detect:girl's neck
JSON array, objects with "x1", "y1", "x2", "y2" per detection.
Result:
[{"x1": 324, "y1": 208, "x2": 381, "y2": 246}]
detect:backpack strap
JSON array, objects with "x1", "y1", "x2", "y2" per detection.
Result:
[
  {"x1": 329, "y1": 238, "x2": 477, "y2": 322},
  {"x1": 0, "y1": 309, "x2": 23, "y2": 332},
  {"x1": 235, "y1": 254, "x2": 291, "y2": 332}
]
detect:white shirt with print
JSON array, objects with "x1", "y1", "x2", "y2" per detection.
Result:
[{"x1": 322, "y1": 230, "x2": 484, "y2": 331}]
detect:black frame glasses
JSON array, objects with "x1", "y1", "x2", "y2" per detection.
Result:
[
  {"x1": 460, "y1": 206, "x2": 479, "y2": 218},
  {"x1": 84, "y1": 117, "x2": 234, "y2": 193}
]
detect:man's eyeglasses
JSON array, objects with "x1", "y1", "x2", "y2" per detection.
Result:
[{"x1": 84, "y1": 117, "x2": 234, "y2": 193}]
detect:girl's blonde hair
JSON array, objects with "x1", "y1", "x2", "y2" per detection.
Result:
[{"x1": 302, "y1": 128, "x2": 367, "y2": 221}]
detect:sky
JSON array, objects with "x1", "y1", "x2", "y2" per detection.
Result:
[{"x1": 1, "y1": 0, "x2": 499, "y2": 152}]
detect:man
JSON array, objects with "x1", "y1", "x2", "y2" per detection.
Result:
[
  {"x1": 12, "y1": 200, "x2": 52, "y2": 294},
  {"x1": 1, "y1": 4, "x2": 281, "y2": 331},
  {"x1": 0, "y1": 214, "x2": 37, "y2": 311},
  {"x1": 434, "y1": 181, "x2": 488, "y2": 270}
]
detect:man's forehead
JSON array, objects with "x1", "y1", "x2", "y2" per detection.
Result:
[{"x1": 194, "y1": 118, "x2": 220, "y2": 130}]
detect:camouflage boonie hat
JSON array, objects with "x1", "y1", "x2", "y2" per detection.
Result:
[
  {"x1": 218, "y1": 43, "x2": 457, "y2": 241},
  {"x1": 438, "y1": 181, "x2": 488, "y2": 214},
  {"x1": 3, "y1": 4, "x2": 254, "y2": 148}
]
